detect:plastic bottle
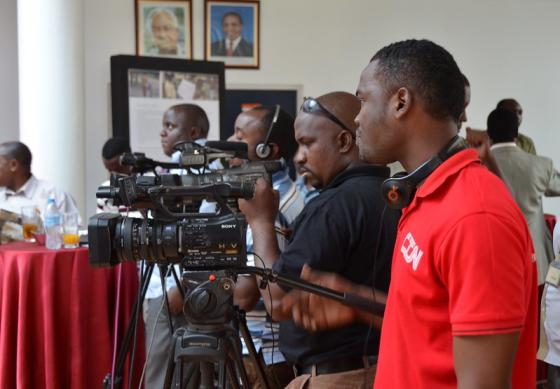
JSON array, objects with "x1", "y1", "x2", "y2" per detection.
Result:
[{"x1": 44, "y1": 197, "x2": 62, "y2": 249}]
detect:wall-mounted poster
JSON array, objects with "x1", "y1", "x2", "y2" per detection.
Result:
[
  {"x1": 135, "y1": 0, "x2": 193, "y2": 59},
  {"x1": 111, "y1": 55, "x2": 225, "y2": 161},
  {"x1": 205, "y1": 0, "x2": 260, "y2": 69}
]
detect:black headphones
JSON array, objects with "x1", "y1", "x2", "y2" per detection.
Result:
[
  {"x1": 255, "y1": 105, "x2": 281, "y2": 160},
  {"x1": 381, "y1": 136, "x2": 465, "y2": 209}
]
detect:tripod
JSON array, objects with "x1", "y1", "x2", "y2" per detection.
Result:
[
  {"x1": 162, "y1": 272, "x2": 270, "y2": 389},
  {"x1": 106, "y1": 265, "x2": 383, "y2": 389}
]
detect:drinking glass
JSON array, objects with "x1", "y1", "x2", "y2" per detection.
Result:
[
  {"x1": 62, "y1": 212, "x2": 80, "y2": 248},
  {"x1": 21, "y1": 206, "x2": 40, "y2": 243}
]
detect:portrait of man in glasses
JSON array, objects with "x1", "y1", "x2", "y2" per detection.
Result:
[{"x1": 141, "y1": 6, "x2": 189, "y2": 58}]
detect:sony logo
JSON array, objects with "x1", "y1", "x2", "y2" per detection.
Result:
[{"x1": 221, "y1": 224, "x2": 236, "y2": 229}]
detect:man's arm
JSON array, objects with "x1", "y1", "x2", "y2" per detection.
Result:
[
  {"x1": 465, "y1": 128, "x2": 502, "y2": 178},
  {"x1": 454, "y1": 333, "x2": 520, "y2": 389},
  {"x1": 238, "y1": 179, "x2": 291, "y2": 321},
  {"x1": 233, "y1": 275, "x2": 260, "y2": 312},
  {"x1": 281, "y1": 264, "x2": 385, "y2": 331},
  {"x1": 544, "y1": 159, "x2": 560, "y2": 196}
]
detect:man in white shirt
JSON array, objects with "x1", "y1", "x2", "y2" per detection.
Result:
[
  {"x1": 144, "y1": 103, "x2": 211, "y2": 389},
  {"x1": 0, "y1": 141, "x2": 80, "y2": 221}
]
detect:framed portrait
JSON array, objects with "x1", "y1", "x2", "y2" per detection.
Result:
[
  {"x1": 204, "y1": 0, "x2": 260, "y2": 69},
  {"x1": 110, "y1": 55, "x2": 226, "y2": 161},
  {"x1": 135, "y1": 0, "x2": 193, "y2": 59}
]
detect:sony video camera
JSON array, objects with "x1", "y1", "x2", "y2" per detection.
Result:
[{"x1": 88, "y1": 141, "x2": 282, "y2": 271}]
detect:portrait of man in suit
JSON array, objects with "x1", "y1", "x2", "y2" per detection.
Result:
[
  {"x1": 211, "y1": 12, "x2": 253, "y2": 57},
  {"x1": 206, "y1": 1, "x2": 259, "y2": 68}
]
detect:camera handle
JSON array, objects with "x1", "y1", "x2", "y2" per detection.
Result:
[{"x1": 231, "y1": 266, "x2": 386, "y2": 317}]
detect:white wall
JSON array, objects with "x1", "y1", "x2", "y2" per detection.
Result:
[
  {"x1": 0, "y1": 0, "x2": 19, "y2": 143},
  {"x1": 79, "y1": 0, "x2": 559, "y2": 217}
]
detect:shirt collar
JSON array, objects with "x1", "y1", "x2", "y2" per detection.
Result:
[
  {"x1": 271, "y1": 163, "x2": 291, "y2": 197},
  {"x1": 324, "y1": 165, "x2": 390, "y2": 191},
  {"x1": 404, "y1": 149, "x2": 480, "y2": 212},
  {"x1": 2, "y1": 175, "x2": 38, "y2": 199},
  {"x1": 228, "y1": 36, "x2": 242, "y2": 47},
  {"x1": 490, "y1": 142, "x2": 517, "y2": 150}
]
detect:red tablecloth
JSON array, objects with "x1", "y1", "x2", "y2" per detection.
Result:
[
  {"x1": 545, "y1": 213, "x2": 557, "y2": 235},
  {"x1": 0, "y1": 242, "x2": 145, "y2": 389}
]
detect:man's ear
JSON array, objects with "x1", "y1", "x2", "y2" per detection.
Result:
[
  {"x1": 338, "y1": 131, "x2": 355, "y2": 154},
  {"x1": 268, "y1": 143, "x2": 280, "y2": 160},
  {"x1": 8, "y1": 159, "x2": 19, "y2": 172},
  {"x1": 190, "y1": 126, "x2": 203, "y2": 140},
  {"x1": 390, "y1": 87, "x2": 412, "y2": 119}
]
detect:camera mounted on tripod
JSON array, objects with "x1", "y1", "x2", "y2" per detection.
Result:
[{"x1": 88, "y1": 141, "x2": 283, "y2": 271}]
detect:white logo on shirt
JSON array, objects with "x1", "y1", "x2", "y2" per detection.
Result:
[{"x1": 401, "y1": 232, "x2": 424, "y2": 271}]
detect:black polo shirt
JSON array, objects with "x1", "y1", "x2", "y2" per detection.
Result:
[{"x1": 272, "y1": 165, "x2": 400, "y2": 366}]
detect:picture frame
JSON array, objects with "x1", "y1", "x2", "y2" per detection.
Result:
[
  {"x1": 110, "y1": 55, "x2": 226, "y2": 161},
  {"x1": 135, "y1": 0, "x2": 193, "y2": 59},
  {"x1": 204, "y1": 0, "x2": 260, "y2": 69}
]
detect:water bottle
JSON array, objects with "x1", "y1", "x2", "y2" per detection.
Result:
[{"x1": 44, "y1": 197, "x2": 62, "y2": 249}]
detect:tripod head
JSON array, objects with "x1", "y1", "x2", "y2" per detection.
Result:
[{"x1": 182, "y1": 271, "x2": 236, "y2": 326}]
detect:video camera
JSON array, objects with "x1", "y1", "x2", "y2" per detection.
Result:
[{"x1": 88, "y1": 141, "x2": 282, "y2": 271}]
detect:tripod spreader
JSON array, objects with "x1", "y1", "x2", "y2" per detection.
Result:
[{"x1": 229, "y1": 266, "x2": 385, "y2": 317}]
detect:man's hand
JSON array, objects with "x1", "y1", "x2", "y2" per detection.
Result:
[
  {"x1": 281, "y1": 264, "x2": 363, "y2": 331},
  {"x1": 238, "y1": 178, "x2": 279, "y2": 225},
  {"x1": 166, "y1": 286, "x2": 184, "y2": 316},
  {"x1": 465, "y1": 127, "x2": 502, "y2": 177},
  {"x1": 465, "y1": 127, "x2": 489, "y2": 148}
]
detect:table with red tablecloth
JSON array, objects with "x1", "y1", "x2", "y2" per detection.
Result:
[{"x1": 0, "y1": 242, "x2": 145, "y2": 389}]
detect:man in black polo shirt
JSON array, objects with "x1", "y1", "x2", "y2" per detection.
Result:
[{"x1": 239, "y1": 91, "x2": 399, "y2": 388}]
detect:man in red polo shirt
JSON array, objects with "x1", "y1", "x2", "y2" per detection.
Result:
[{"x1": 282, "y1": 39, "x2": 537, "y2": 388}]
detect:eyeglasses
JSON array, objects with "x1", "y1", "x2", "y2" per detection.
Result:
[{"x1": 301, "y1": 97, "x2": 353, "y2": 132}]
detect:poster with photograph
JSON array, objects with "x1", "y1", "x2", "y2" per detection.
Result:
[{"x1": 111, "y1": 56, "x2": 225, "y2": 163}]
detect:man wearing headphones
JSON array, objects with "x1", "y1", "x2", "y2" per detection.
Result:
[
  {"x1": 238, "y1": 92, "x2": 400, "y2": 388},
  {"x1": 228, "y1": 105, "x2": 305, "y2": 388},
  {"x1": 282, "y1": 40, "x2": 537, "y2": 389}
]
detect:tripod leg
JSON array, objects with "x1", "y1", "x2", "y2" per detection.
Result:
[
  {"x1": 224, "y1": 359, "x2": 240, "y2": 389},
  {"x1": 162, "y1": 329, "x2": 181, "y2": 389},
  {"x1": 200, "y1": 362, "x2": 215, "y2": 389},
  {"x1": 112, "y1": 263, "x2": 155, "y2": 389},
  {"x1": 159, "y1": 265, "x2": 175, "y2": 335},
  {"x1": 226, "y1": 337, "x2": 250, "y2": 389},
  {"x1": 183, "y1": 362, "x2": 200, "y2": 389},
  {"x1": 237, "y1": 312, "x2": 271, "y2": 389}
]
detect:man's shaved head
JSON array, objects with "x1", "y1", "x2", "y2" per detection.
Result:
[{"x1": 315, "y1": 91, "x2": 361, "y2": 134}]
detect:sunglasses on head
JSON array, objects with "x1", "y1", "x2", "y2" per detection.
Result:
[{"x1": 301, "y1": 97, "x2": 353, "y2": 132}]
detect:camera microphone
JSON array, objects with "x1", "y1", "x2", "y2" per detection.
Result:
[{"x1": 206, "y1": 141, "x2": 248, "y2": 153}]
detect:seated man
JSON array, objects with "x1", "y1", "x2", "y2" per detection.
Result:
[
  {"x1": 239, "y1": 92, "x2": 400, "y2": 388},
  {"x1": 229, "y1": 105, "x2": 305, "y2": 388},
  {"x1": 0, "y1": 141, "x2": 80, "y2": 219},
  {"x1": 96, "y1": 137, "x2": 132, "y2": 213},
  {"x1": 144, "y1": 103, "x2": 212, "y2": 389}
]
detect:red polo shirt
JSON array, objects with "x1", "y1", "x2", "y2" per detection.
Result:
[{"x1": 374, "y1": 149, "x2": 537, "y2": 389}]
